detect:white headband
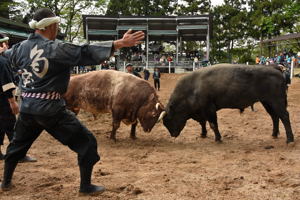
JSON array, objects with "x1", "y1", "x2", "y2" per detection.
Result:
[
  {"x1": 29, "y1": 16, "x2": 60, "y2": 30},
  {"x1": 0, "y1": 37, "x2": 9, "y2": 43}
]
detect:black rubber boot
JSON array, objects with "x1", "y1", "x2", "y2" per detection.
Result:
[
  {"x1": 1, "y1": 161, "x2": 18, "y2": 191},
  {"x1": 79, "y1": 165, "x2": 105, "y2": 195}
]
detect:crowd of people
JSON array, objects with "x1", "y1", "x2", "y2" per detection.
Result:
[
  {"x1": 255, "y1": 51, "x2": 300, "y2": 85},
  {"x1": 256, "y1": 51, "x2": 300, "y2": 68}
]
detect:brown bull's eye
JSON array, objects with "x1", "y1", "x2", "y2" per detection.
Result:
[{"x1": 152, "y1": 111, "x2": 157, "y2": 117}]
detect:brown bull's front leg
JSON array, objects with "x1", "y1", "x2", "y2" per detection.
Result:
[
  {"x1": 130, "y1": 122, "x2": 138, "y2": 140},
  {"x1": 110, "y1": 119, "x2": 121, "y2": 142}
]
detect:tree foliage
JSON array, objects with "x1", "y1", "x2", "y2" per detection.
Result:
[
  {"x1": 177, "y1": 0, "x2": 211, "y2": 15},
  {"x1": 211, "y1": 0, "x2": 300, "y2": 62},
  {"x1": 2, "y1": 0, "x2": 300, "y2": 60},
  {"x1": 0, "y1": 0, "x2": 21, "y2": 19},
  {"x1": 106, "y1": 0, "x2": 177, "y2": 16},
  {"x1": 2, "y1": 0, "x2": 106, "y2": 42}
]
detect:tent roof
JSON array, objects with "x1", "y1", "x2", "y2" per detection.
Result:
[
  {"x1": 83, "y1": 15, "x2": 212, "y2": 41},
  {"x1": 261, "y1": 33, "x2": 300, "y2": 43}
]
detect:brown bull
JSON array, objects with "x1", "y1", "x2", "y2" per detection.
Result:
[{"x1": 63, "y1": 70, "x2": 165, "y2": 141}]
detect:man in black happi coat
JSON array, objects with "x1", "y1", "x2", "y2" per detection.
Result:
[{"x1": 0, "y1": 8, "x2": 144, "y2": 195}]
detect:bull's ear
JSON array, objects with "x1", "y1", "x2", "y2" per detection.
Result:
[
  {"x1": 149, "y1": 93, "x2": 155, "y2": 100},
  {"x1": 168, "y1": 103, "x2": 174, "y2": 110}
]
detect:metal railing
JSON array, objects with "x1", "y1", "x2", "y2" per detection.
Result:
[{"x1": 119, "y1": 60, "x2": 211, "y2": 73}]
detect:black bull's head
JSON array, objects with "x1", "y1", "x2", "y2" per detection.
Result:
[{"x1": 162, "y1": 105, "x2": 188, "y2": 137}]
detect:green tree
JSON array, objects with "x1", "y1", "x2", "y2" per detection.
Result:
[
  {"x1": 0, "y1": 0, "x2": 21, "y2": 19},
  {"x1": 247, "y1": 0, "x2": 299, "y2": 56},
  {"x1": 106, "y1": 0, "x2": 177, "y2": 16},
  {"x1": 18, "y1": 0, "x2": 106, "y2": 42},
  {"x1": 211, "y1": 0, "x2": 248, "y2": 63},
  {"x1": 106, "y1": 0, "x2": 132, "y2": 15},
  {"x1": 177, "y1": 0, "x2": 211, "y2": 15},
  {"x1": 0, "y1": 0, "x2": 12, "y2": 18}
]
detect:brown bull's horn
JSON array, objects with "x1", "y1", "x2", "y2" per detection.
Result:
[
  {"x1": 157, "y1": 111, "x2": 166, "y2": 123},
  {"x1": 156, "y1": 103, "x2": 160, "y2": 110}
]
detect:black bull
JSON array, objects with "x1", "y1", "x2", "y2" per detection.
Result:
[{"x1": 163, "y1": 64, "x2": 294, "y2": 144}]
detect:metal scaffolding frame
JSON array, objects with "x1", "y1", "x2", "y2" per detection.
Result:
[{"x1": 82, "y1": 15, "x2": 212, "y2": 69}]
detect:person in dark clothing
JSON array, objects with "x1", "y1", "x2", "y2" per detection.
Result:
[
  {"x1": 143, "y1": 67, "x2": 150, "y2": 80},
  {"x1": 153, "y1": 67, "x2": 161, "y2": 91},
  {"x1": 0, "y1": 34, "x2": 36, "y2": 163},
  {"x1": 126, "y1": 63, "x2": 142, "y2": 78},
  {"x1": 0, "y1": 49, "x2": 17, "y2": 161},
  {"x1": 0, "y1": 8, "x2": 144, "y2": 195}
]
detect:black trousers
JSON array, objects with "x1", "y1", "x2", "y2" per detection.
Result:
[
  {"x1": 0, "y1": 113, "x2": 15, "y2": 146},
  {"x1": 154, "y1": 79, "x2": 160, "y2": 90},
  {"x1": 5, "y1": 109, "x2": 100, "y2": 167}
]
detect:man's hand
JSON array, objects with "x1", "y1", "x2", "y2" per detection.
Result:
[
  {"x1": 114, "y1": 29, "x2": 145, "y2": 50},
  {"x1": 8, "y1": 98, "x2": 19, "y2": 115},
  {"x1": 0, "y1": 42, "x2": 8, "y2": 54}
]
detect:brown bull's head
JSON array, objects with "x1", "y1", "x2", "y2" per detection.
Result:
[{"x1": 137, "y1": 94, "x2": 166, "y2": 133}]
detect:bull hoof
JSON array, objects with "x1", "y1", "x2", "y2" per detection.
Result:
[
  {"x1": 286, "y1": 137, "x2": 294, "y2": 144},
  {"x1": 286, "y1": 142, "x2": 295, "y2": 148},
  {"x1": 272, "y1": 132, "x2": 280, "y2": 139},
  {"x1": 201, "y1": 134, "x2": 207, "y2": 138},
  {"x1": 109, "y1": 137, "x2": 117, "y2": 143},
  {"x1": 215, "y1": 139, "x2": 223, "y2": 144},
  {"x1": 130, "y1": 136, "x2": 137, "y2": 140},
  {"x1": 0, "y1": 182, "x2": 13, "y2": 191},
  {"x1": 272, "y1": 135, "x2": 279, "y2": 139}
]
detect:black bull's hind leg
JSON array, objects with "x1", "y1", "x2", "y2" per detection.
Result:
[
  {"x1": 130, "y1": 122, "x2": 138, "y2": 140},
  {"x1": 261, "y1": 101, "x2": 280, "y2": 138},
  {"x1": 280, "y1": 112, "x2": 294, "y2": 143},
  {"x1": 275, "y1": 102, "x2": 294, "y2": 143},
  {"x1": 262, "y1": 100, "x2": 294, "y2": 143}
]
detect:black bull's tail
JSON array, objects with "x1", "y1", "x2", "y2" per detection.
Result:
[{"x1": 272, "y1": 65, "x2": 289, "y2": 108}]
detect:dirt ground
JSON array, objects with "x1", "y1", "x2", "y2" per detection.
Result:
[{"x1": 1, "y1": 73, "x2": 300, "y2": 200}]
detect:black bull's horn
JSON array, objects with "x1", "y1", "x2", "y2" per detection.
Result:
[
  {"x1": 155, "y1": 103, "x2": 166, "y2": 123},
  {"x1": 157, "y1": 111, "x2": 166, "y2": 123}
]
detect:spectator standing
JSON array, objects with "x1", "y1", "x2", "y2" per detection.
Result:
[
  {"x1": 143, "y1": 67, "x2": 150, "y2": 80},
  {"x1": 126, "y1": 63, "x2": 141, "y2": 78},
  {"x1": 153, "y1": 67, "x2": 161, "y2": 91},
  {"x1": 255, "y1": 56, "x2": 260, "y2": 64}
]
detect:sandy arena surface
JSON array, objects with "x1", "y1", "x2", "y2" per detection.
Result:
[{"x1": 0, "y1": 72, "x2": 300, "y2": 200}]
